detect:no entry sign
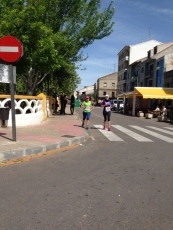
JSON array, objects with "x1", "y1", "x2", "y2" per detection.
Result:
[{"x1": 0, "y1": 36, "x2": 23, "y2": 63}]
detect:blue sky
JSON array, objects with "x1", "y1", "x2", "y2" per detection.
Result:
[{"x1": 76, "y1": 0, "x2": 173, "y2": 90}]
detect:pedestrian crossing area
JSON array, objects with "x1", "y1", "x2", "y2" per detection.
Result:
[{"x1": 93, "y1": 125, "x2": 173, "y2": 143}]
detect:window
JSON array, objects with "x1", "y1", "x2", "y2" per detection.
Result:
[
  {"x1": 149, "y1": 80, "x2": 152, "y2": 87},
  {"x1": 103, "y1": 91, "x2": 106, "y2": 96},
  {"x1": 150, "y1": 64, "x2": 153, "y2": 71},
  {"x1": 154, "y1": 46, "x2": 157, "y2": 55},
  {"x1": 165, "y1": 83, "x2": 170, "y2": 87},
  {"x1": 141, "y1": 67, "x2": 144, "y2": 73},
  {"x1": 149, "y1": 64, "x2": 153, "y2": 75},
  {"x1": 112, "y1": 92, "x2": 115, "y2": 98},
  {"x1": 103, "y1": 82, "x2": 107, "y2": 87},
  {"x1": 112, "y1": 83, "x2": 115, "y2": 88},
  {"x1": 148, "y1": 51, "x2": 151, "y2": 58}
]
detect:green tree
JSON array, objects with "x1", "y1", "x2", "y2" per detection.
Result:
[{"x1": 0, "y1": 0, "x2": 115, "y2": 95}]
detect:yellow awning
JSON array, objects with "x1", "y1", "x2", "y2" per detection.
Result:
[
  {"x1": 134, "y1": 87, "x2": 173, "y2": 99},
  {"x1": 117, "y1": 87, "x2": 173, "y2": 99}
]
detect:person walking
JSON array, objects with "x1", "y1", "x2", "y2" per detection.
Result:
[
  {"x1": 64, "y1": 95, "x2": 68, "y2": 114},
  {"x1": 70, "y1": 95, "x2": 75, "y2": 115},
  {"x1": 101, "y1": 94, "x2": 112, "y2": 131},
  {"x1": 60, "y1": 93, "x2": 66, "y2": 115},
  {"x1": 81, "y1": 95, "x2": 93, "y2": 129},
  {"x1": 53, "y1": 92, "x2": 58, "y2": 114}
]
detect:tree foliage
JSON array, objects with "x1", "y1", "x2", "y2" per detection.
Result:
[{"x1": 0, "y1": 0, "x2": 115, "y2": 95}]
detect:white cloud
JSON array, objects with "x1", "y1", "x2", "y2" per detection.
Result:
[{"x1": 132, "y1": 1, "x2": 173, "y2": 18}]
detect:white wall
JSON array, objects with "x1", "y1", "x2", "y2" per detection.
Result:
[
  {"x1": 129, "y1": 40, "x2": 162, "y2": 65},
  {"x1": 6, "y1": 110, "x2": 43, "y2": 127}
]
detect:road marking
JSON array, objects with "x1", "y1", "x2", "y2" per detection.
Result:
[
  {"x1": 146, "y1": 126, "x2": 173, "y2": 136},
  {"x1": 0, "y1": 46, "x2": 19, "y2": 52},
  {"x1": 164, "y1": 127, "x2": 173, "y2": 131},
  {"x1": 130, "y1": 126, "x2": 173, "y2": 143},
  {"x1": 94, "y1": 125, "x2": 124, "y2": 141},
  {"x1": 90, "y1": 135, "x2": 95, "y2": 141},
  {"x1": 112, "y1": 125, "x2": 153, "y2": 142}
]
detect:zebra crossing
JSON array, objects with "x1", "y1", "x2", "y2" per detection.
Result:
[{"x1": 93, "y1": 125, "x2": 173, "y2": 143}]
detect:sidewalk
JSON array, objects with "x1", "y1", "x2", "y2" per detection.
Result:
[{"x1": 0, "y1": 106, "x2": 89, "y2": 162}]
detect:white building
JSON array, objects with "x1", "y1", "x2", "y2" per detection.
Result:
[
  {"x1": 75, "y1": 85, "x2": 94, "y2": 101},
  {"x1": 117, "y1": 40, "x2": 162, "y2": 94}
]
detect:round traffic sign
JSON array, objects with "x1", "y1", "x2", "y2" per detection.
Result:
[{"x1": 0, "y1": 36, "x2": 23, "y2": 63}]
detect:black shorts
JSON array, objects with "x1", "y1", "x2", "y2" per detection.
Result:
[{"x1": 103, "y1": 111, "x2": 111, "y2": 121}]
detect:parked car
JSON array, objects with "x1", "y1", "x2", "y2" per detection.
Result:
[{"x1": 111, "y1": 99, "x2": 124, "y2": 111}]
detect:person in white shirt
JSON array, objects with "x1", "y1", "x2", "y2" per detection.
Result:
[
  {"x1": 154, "y1": 106, "x2": 160, "y2": 111},
  {"x1": 162, "y1": 105, "x2": 167, "y2": 116}
]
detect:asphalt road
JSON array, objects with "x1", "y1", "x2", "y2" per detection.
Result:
[{"x1": 0, "y1": 108, "x2": 173, "y2": 230}]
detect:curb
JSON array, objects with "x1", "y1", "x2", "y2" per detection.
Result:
[{"x1": 0, "y1": 134, "x2": 89, "y2": 162}]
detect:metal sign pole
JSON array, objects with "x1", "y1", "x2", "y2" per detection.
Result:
[{"x1": 9, "y1": 64, "x2": 16, "y2": 141}]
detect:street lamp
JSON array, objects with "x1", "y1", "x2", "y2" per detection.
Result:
[{"x1": 131, "y1": 76, "x2": 139, "y2": 87}]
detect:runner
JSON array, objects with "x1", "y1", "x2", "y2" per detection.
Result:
[
  {"x1": 101, "y1": 94, "x2": 112, "y2": 131},
  {"x1": 81, "y1": 95, "x2": 93, "y2": 129}
]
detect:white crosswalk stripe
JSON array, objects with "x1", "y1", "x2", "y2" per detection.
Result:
[
  {"x1": 112, "y1": 125, "x2": 153, "y2": 142},
  {"x1": 130, "y1": 126, "x2": 173, "y2": 143},
  {"x1": 164, "y1": 127, "x2": 173, "y2": 131},
  {"x1": 94, "y1": 125, "x2": 123, "y2": 142},
  {"x1": 93, "y1": 124, "x2": 173, "y2": 143},
  {"x1": 146, "y1": 126, "x2": 173, "y2": 136}
]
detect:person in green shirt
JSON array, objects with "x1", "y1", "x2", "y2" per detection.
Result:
[{"x1": 81, "y1": 95, "x2": 93, "y2": 129}]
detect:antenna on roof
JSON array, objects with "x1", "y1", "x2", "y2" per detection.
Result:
[
  {"x1": 114, "y1": 63, "x2": 116, "y2": 72},
  {"x1": 148, "y1": 24, "x2": 151, "y2": 40}
]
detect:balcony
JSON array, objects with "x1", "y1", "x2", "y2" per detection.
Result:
[
  {"x1": 130, "y1": 77, "x2": 137, "y2": 82},
  {"x1": 119, "y1": 56, "x2": 129, "y2": 64},
  {"x1": 130, "y1": 74, "x2": 138, "y2": 82},
  {"x1": 145, "y1": 70, "x2": 153, "y2": 78},
  {"x1": 123, "y1": 83, "x2": 126, "y2": 92},
  {"x1": 118, "y1": 79, "x2": 126, "y2": 84}
]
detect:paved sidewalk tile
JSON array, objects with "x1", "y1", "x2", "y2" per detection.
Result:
[{"x1": 0, "y1": 106, "x2": 88, "y2": 162}]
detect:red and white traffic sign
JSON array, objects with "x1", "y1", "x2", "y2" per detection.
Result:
[{"x1": 0, "y1": 36, "x2": 23, "y2": 63}]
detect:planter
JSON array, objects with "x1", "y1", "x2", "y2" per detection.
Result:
[
  {"x1": 137, "y1": 112, "x2": 144, "y2": 117},
  {"x1": 158, "y1": 115, "x2": 167, "y2": 122},
  {"x1": 145, "y1": 113, "x2": 153, "y2": 119}
]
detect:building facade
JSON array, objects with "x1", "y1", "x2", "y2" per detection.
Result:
[
  {"x1": 117, "y1": 40, "x2": 162, "y2": 94},
  {"x1": 94, "y1": 72, "x2": 118, "y2": 104},
  {"x1": 117, "y1": 41, "x2": 173, "y2": 110},
  {"x1": 76, "y1": 85, "x2": 94, "y2": 101},
  {"x1": 128, "y1": 42, "x2": 173, "y2": 91}
]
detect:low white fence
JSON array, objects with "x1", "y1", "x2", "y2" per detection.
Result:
[{"x1": 0, "y1": 94, "x2": 54, "y2": 127}]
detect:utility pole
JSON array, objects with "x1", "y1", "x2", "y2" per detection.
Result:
[{"x1": 114, "y1": 63, "x2": 116, "y2": 72}]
